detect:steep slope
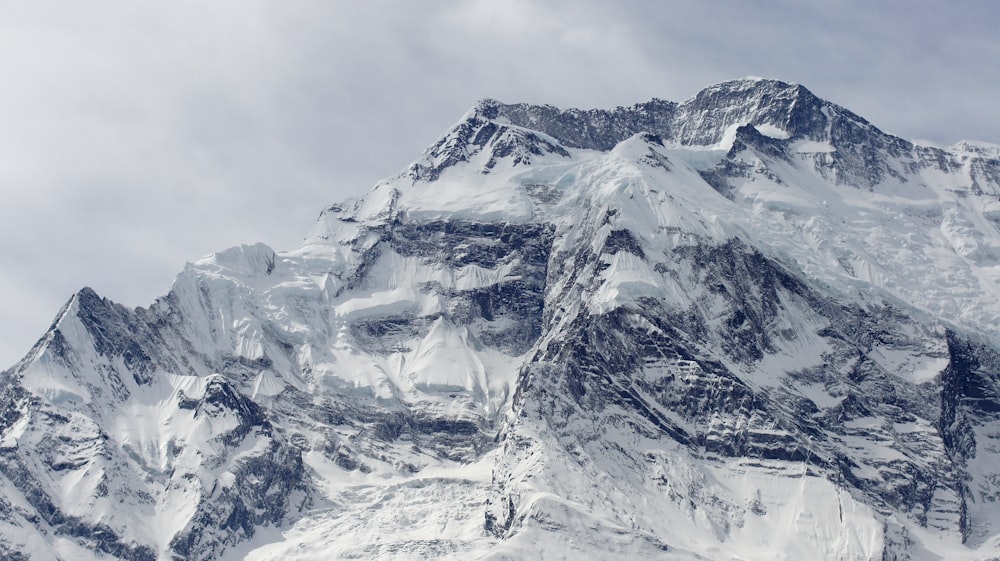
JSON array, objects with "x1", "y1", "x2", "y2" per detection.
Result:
[{"x1": 4, "y1": 78, "x2": 1000, "y2": 560}]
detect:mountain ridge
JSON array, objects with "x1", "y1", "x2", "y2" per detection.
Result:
[{"x1": 4, "y1": 78, "x2": 1000, "y2": 560}]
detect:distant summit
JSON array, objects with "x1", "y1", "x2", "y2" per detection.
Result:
[{"x1": 410, "y1": 78, "x2": 917, "y2": 188}]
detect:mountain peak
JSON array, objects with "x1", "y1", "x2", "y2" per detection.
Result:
[
  {"x1": 463, "y1": 97, "x2": 678, "y2": 152},
  {"x1": 406, "y1": 77, "x2": 922, "y2": 191},
  {"x1": 674, "y1": 78, "x2": 825, "y2": 143},
  {"x1": 442, "y1": 78, "x2": 891, "y2": 160},
  {"x1": 689, "y1": 76, "x2": 802, "y2": 95}
]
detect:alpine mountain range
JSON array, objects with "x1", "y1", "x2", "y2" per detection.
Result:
[{"x1": 4, "y1": 78, "x2": 1000, "y2": 560}]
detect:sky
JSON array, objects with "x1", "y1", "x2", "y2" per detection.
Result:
[{"x1": 1, "y1": 0, "x2": 998, "y2": 367}]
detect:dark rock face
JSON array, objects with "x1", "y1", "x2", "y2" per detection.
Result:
[
  {"x1": 471, "y1": 79, "x2": 961, "y2": 192},
  {"x1": 409, "y1": 116, "x2": 571, "y2": 181},
  {"x1": 487, "y1": 226, "x2": 995, "y2": 551},
  {"x1": 75, "y1": 288, "x2": 157, "y2": 384},
  {"x1": 0, "y1": 372, "x2": 303, "y2": 561},
  {"x1": 168, "y1": 440, "x2": 304, "y2": 561},
  {"x1": 477, "y1": 97, "x2": 679, "y2": 151},
  {"x1": 673, "y1": 80, "x2": 826, "y2": 145},
  {"x1": 368, "y1": 219, "x2": 554, "y2": 355},
  {"x1": 480, "y1": 79, "x2": 848, "y2": 149},
  {"x1": 601, "y1": 229, "x2": 645, "y2": 259},
  {"x1": 936, "y1": 333, "x2": 1000, "y2": 541},
  {"x1": 0, "y1": 417, "x2": 157, "y2": 561},
  {"x1": 197, "y1": 376, "x2": 270, "y2": 445}
]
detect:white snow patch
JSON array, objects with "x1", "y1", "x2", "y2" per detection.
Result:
[{"x1": 755, "y1": 123, "x2": 791, "y2": 139}]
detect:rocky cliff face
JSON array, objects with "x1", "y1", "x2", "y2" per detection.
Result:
[{"x1": 4, "y1": 78, "x2": 1000, "y2": 560}]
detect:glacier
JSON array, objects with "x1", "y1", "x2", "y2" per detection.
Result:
[{"x1": 4, "y1": 78, "x2": 1000, "y2": 560}]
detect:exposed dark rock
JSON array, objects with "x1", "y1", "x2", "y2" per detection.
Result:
[
  {"x1": 169, "y1": 439, "x2": 304, "y2": 561},
  {"x1": 601, "y1": 229, "x2": 645, "y2": 258}
]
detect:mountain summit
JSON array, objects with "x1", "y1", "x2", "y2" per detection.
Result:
[{"x1": 4, "y1": 79, "x2": 1000, "y2": 560}]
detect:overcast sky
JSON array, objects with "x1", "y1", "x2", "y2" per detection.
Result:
[{"x1": 1, "y1": 0, "x2": 998, "y2": 367}]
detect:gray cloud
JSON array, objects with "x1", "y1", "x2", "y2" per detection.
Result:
[{"x1": 1, "y1": 0, "x2": 998, "y2": 366}]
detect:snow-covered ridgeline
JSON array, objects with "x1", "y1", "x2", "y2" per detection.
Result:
[{"x1": 4, "y1": 78, "x2": 1000, "y2": 560}]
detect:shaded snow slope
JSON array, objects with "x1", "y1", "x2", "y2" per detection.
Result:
[{"x1": 4, "y1": 78, "x2": 1000, "y2": 560}]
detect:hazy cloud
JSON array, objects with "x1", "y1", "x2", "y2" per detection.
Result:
[{"x1": 1, "y1": 0, "x2": 998, "y2": 366}]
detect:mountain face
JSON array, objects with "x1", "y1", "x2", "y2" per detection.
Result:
[{"x1": 5, "y1": 77, "x2": 1000, "y2": 560}]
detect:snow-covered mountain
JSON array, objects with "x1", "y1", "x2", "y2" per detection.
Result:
[{"x1": 4, "y1": 77, "x2": 1000, "y2": 560}]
